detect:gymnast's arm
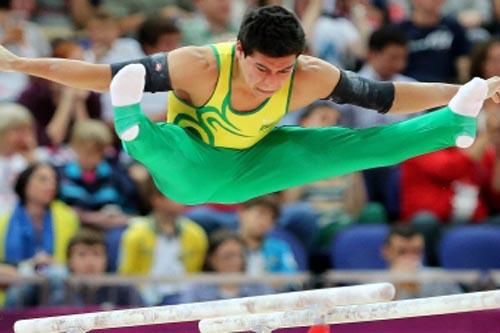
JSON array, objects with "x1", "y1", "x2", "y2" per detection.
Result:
[
  {"x1": 306, "y1": 56, "x2": 500, "y2": 114},
  {"x1": 0, "y1": 43, "x2": 212, "y2": 95}
]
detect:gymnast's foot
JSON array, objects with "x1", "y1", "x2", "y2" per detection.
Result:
[
  {"x1": 110, "y1": 64, "x2": 146, "y2": 141},
  {"x1": 448, "y1": 77, "x2": 488, "y2": 148}
]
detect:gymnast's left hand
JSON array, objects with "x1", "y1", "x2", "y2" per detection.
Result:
[
  {"x1": 486, "y1": 76, "x2": 500, "y2": 103},
  {"x1": 0, "y1": 43, "x2": 19, "y2": 72}
]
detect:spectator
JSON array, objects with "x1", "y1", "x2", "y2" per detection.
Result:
[
  {"x1": 17, "y1": 39, "x2": 102, "y2": 147},
  {"x1": 180, "y1": 0, "x2": 238, "y2": 46},
  {"x1": 381, "y1": 224, "x2": 462, "y2": 299},
  {"x1": 0, "y1": 103, "x2": 58, "y2": 214},
  {"x1": 118, "y1": 176, "x2": 207, "y2": 305},
  {"x1": 295, "y1": 0, "x2": 367, "y2": 69},
  {"x1": 400, "y1": 107, "x2": 500, "y2": 263},
  {"x1": 282, "y1": 101, "x2": 369, "y2": 253},
  {"x1": 58, "y1": 119, "x2": 138, "y2": 229},
  {"x1": 340, "y1": 26, "x2": 418, "y2": 220},
  {"x1": 6, "y1": 228, "x2": 142, "y2": 307},
  {"x1": 0, "y1": 162, "x2": 79, "y2": 267},
  {"x1": 343, "y1": 26, "x2": 417, "y2": 129},
  {"x1": 180, "y1": 229, "x2": 272, "y2": 303},
  {"x1": 61, "y1": 228, "x2": 142, "y2": 306},
  {"x1": 136, "y1": 15, "x2": 182, "y2": 121},
  {"x1": 0, "y1": 0, "x2": 50, "y2": 101},
  {"x1": 83, "y1": 10, "x2": 144, "y2": 123},
  {"x1": 100, "y1": 0, "x2": 193, "y2": 35},
  {"x1": 238, "y1": 196, "x2": 298, "y2": 275},
  {"x1": 395, "y1": 0, "x2": 471, "y2": 83}
]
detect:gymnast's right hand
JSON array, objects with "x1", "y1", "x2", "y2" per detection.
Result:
[{"x1": 0, "y1": 44, "x2": 19, "y2": 72}]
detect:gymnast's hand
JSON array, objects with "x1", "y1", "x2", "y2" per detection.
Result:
[
  {"x1": 486, "y1": 76, "x2": 500, "y2": 103},
  {"x1": 0, "y1": 43, "x2": 19, "y2": 72}
]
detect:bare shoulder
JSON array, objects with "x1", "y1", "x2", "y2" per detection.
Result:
[
  {"x1": 289, "y1": 55, "x2": 341, "y2": 109},
  {"x1": 168, "y1": 46, "x2": 218, "y2": 92}
]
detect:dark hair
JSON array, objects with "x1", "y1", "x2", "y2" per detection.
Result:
[
  {"x1": 241, "y1": 195, "x2": 280, "y2": 220},
  {"x1": 0, "y1": 0, "x2": 11, "y2": 10},
  {"x1": 203, "y1": 229, "x2": 245, "y2": 272},
  {"x1": 66, "y1": 228, "x2": 106, "y2": 260},
  {"x1": 238, "y1": 5, "x2": 305, "y2": 57},
  {"x1": 14, "y1": 163, "x2": 58, "y2": 206},
  {"x1": 298, "y1": 100, "x2": 339, "y2": 124},
  {"x1": 469, "y1": 38, "x2": 500, "y2": 79},
  {"x1": 384, "y1": 224, "x2": 421, "y2": 245},
  {"x1": 137, "y1": 15, "x2": 180, "y2": 48},
  {"x1": 369, "y1": 26, "x2": 408, "y2": 52}
]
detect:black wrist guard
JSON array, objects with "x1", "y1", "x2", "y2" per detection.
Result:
[
  {"x1": 111, "y1": 53, "x2": 172, "y2": 93},
  {"x1": 328, "y1": 70, "x2": 395, "y2": 114}
]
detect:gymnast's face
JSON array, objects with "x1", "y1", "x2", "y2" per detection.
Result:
[{"x1": 236, "y1": 42, "x2": 296, "y2": 98}]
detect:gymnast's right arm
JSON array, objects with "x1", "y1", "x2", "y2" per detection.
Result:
[
  {"x1": 0, "y1": 43, "x2": 111, "y2": 92},
  {"x1": 0, "y1": 44, "x2": 208, "y2": 93}
]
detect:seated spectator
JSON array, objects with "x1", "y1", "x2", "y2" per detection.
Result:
[
  {"x1": 180, "y1": 0, "x2": 238, "y2": 46},
  {"x1": 238, "y1": 196, "x2": 298, "y2": 275},
  {"x1": 17, "y1": 39, "x2": 102, "y2": 147},
  {"x1": 58, "y1": 119, "x2": 138, "y2": 229},
  {"x1": 0, "y1": 162, "x2": 79, "y2": 266},
  {"x1": 282, "y1": 101, "x2": 373, "y2": 253},
  {"x1": 59, "y1": 228, "x2": 142, "y2": 306},
  {"x1": 118, "y1": 176, "x2": 207, "y2": 305},
  {"x1": 401, "y1": 108, "x2": 500, "y2": 264},
  {"x1": 180, "y1": 229, "x2": 273, "y2": 303},
  {"x1": 136, "y1": 15, "x2": 182, "y2": 121},
  {"x1": 6, "y1": 228, "x2": 142, "y2": 307},
  {"x1": 395, "y1": 0, "x2": 471, "y2": 83},
  {"x1": 401, "y1": 120, "x2": 499, "y2": 224},
  {"x1": 381, "y1": 224, "x2": 462, "y2": 299},
  {"x1": 82, "y1": 10, "x2": 144, "y2": 123},
  {"x1": 0, "y1": 103, "x2": 37, "y2": 214},
  {"x1": 100, "y1": 0, "x2": 193, "y2": 35},
  {"x1": 0, "y1": 0, "x2": 50, "y2": 101},
  {"x1": 0, "y1": 162, "x2": 79, "y2": 307}
]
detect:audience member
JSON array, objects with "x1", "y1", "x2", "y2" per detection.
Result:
[
  {"x1": 58, "y1": 119, "x2": 138, "y2": 229},
  {"x1": 382, "y1": 224, "x2": 462, "y2": 299},
  {"x1": 17, "y1": 39, "x2": 102, "y2": 147},
  {"x1": 118, "y1": 176, "x2": 207, "y2": 305},
  {"x1": 238, "y1": 196, "x2": 298, "y2": 275},
  {"x1": 396, "y1": 0, "x2": 470, "y2": 83},
  {"x1": 180, "y1": 229, "x2": 273, "y2": 303},
  {"x1": 0, "y1": 0, "x2": 50, "y2": 101},
  {"x1": 180, "y1": 0, "x2": 238, "y2": 46}
]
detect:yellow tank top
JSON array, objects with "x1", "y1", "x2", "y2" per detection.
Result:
[{"x1": 167, "y1": 42, "x2": 296, "y2": 149}]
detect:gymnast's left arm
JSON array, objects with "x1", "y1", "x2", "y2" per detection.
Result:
[{"x1": 313, "y1": 59, "x2": 500, "y2": 114}]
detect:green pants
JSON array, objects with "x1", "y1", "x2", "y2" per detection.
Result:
[{"x1": 114, "y1": 104, "x2": 476, "y2": 204}]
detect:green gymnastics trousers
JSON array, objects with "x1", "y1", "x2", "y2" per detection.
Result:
[{"x1": 114, "y1": 104, "x2": 476, "y2": 204}]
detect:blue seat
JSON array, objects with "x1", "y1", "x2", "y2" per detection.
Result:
[
  {"x1": 439, "y1": 225, "x2": 500, "y2": 270},
  {"x1": 268, "y1": 227, "x2": 309, "y2": 271},
  {"x1": 331, "y1": 224, "x2": 389, "y2": 269}
]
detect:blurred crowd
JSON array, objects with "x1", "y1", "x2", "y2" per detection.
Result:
[{"x1": 0, "y1": 0, "x2": 500, "y2": 310}]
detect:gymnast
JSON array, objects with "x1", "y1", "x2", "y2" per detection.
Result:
[{"x1": 0, "y1": 5, "x2": 499, "y2": 204}]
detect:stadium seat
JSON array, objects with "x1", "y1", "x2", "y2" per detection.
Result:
[
  {"x1": 439, "y1": 225, "x2": 500, "y2": 270},
  {"x1": 331, "y1": 224, "x2": 389, "y2": 269}
]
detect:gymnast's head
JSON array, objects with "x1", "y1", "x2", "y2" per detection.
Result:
[{"x1": 235, "y1": 5, "x2": 305, "y2": 98}]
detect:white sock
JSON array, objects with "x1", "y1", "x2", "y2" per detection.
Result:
[
  {"x1": 110, "y1": 64, "x2": 145, "y2": 141},
  {"x1": 449, "y1": 77, "x2": 487, "y2": 148},
  {"x1": 449, "y1": 77, "x2": 487, "y2": 118},
  {"x1": 110, "y1": 64, "x2": 145, "y2": 107}
]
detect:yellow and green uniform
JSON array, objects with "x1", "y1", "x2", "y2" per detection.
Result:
[
  {"x1": 167, "y1": 42, "x2": 294, "y2": 149},
  {"x1": 114, "y1": 43, "x2": 477, "y2": 204}
]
